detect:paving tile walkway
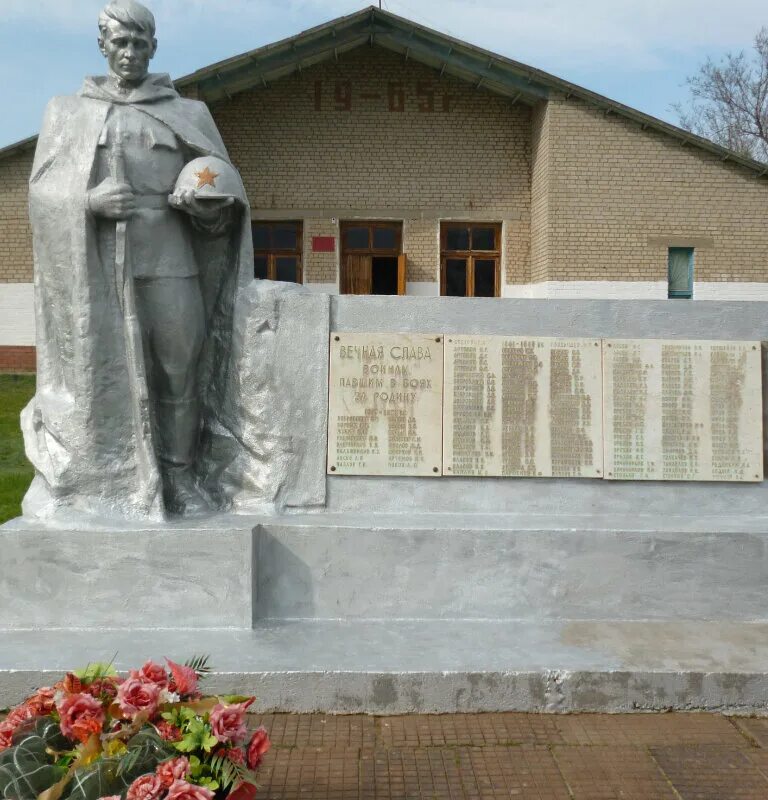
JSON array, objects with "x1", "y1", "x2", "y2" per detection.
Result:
[{"x1": 250, "y1": 712, "x2": 768, "y2": 800}]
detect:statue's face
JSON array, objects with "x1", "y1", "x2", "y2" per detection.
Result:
[{"x1": 99, "y1": 19, "x2": 157, "y2": 84}]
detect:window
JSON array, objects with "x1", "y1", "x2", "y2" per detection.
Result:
[
  {"x1": 440, "y1": 222, "x2": 501, "y2": 297},
  {"x1": 252, "y1": 221, "x2": 303, "y2": 283},
  {"x1": 340, "y1": 221, "x2": 406, "y2": 295},
  {"x1": 668, "y1": 247, "x2": 693, "y2": 299}
]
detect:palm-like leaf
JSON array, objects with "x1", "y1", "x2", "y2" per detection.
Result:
[
  {"x1": 183, "y1": 655, "x2": 212, "y2": 680},
  {"x1": 208, "y1": 754, "x2": 259, "y2": 791}
]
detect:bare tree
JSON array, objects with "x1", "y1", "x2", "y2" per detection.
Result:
[{"x1": 674, "y1": 28, "x2": 768, "y2": 163}]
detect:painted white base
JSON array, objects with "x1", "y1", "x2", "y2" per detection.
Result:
[
  {"x1": 504, "y1": 281, "x2": 768, "y2": 300},
  {"x1": 0, "y1": 283, "x2": 34, "y2": 345},
  {"x1": 503, "y1": 281, "x2": 668, "y2": 299},
  {"x1": 304, "y1": 282, "x2": 338, "y2": 294},
  {"x1": 694, "y1": 282, "x2": 768, "y2": 300},
  {"x1": 406, "y1": 281, "x2": 439, "y2": 296}
]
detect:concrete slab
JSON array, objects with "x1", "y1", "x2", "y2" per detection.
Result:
[
  {"x1": 0, "y1": 620, "x2": 767, "y2": 714},
  {"x1": 0, "y1": 518, "x2": 254, "y2": 628}
]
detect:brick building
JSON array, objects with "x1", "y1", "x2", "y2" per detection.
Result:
[{"x1": 2, "y1": 6, "x2": 768, "y2": 370}]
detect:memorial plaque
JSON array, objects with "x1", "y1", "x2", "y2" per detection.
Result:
[
  {"x1": 327, "y1": 332, "x2": 444, "y2": 476},
  {"x1": 603, "y1": 339, "x2": 764, "y2": 482},
  {"x1": 443, "y1": 336, "x2": 603, "y2": 478}
]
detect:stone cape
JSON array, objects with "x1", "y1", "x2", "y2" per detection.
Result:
[{"x1": 21, "y1": 73, "x2": 259, "y2": 520}]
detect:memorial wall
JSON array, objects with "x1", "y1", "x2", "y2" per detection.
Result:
[{"x1": 327, "y1": 333, "x2": 764, "y2": 482}]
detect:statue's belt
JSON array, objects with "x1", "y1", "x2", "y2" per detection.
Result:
[{"x1": 132, "y1": 193, "x2": 170, "y2": 210}]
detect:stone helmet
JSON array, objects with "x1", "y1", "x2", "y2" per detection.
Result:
[{"x1": 174, "y1": 155, "x2": 245, "y2": 203}]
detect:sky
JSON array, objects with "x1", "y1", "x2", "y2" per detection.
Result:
[{"x1": 0, "y1": 0, "x2": 766, "y2": 149}]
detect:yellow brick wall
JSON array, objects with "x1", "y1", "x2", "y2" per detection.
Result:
[
  {"x1": 530, "y1": 101, "x2": 550, "y2": 284},
  {"x1": 211, "y1": 46, "x2": 532, "y2": 285},
  {"x1": 0, "y1": 149, "x2": 34, "y2": 282},
  {"x1": 545, "y1": 94, "x2": 768, "y2": 283},
  {"x1": 302, "y1": 218, "x2": 337, "y2": 284},
  {"x1": 5, "y1": 54, "x2": 768, "y2": 290}
]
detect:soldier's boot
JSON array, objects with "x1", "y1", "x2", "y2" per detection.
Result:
[{"x1": 157, "y1": 397, "x2": 211, "y2": 516}]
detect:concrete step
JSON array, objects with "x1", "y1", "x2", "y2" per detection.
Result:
[
  {"x1": 256, "y1": 516, "x2": 768, "y2": 621},
  {"x1": 1, "y1": 620, "x2": 767, "y2": 714},
  {"x1": 3, "y1": 513, "x2": 768, "y2": 627}
]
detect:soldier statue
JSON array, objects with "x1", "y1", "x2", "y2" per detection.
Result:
[{"x1": 23, "y1": 0, "x2": 253, "y2": 519}]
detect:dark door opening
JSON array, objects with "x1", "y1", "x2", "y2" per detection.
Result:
[{"x1": 372, "y1": 256, "x2": 399, "y2": 295}]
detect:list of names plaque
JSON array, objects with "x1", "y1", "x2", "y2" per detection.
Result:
[
  {"x1": 603, "y1": 339, "x2": 763, "y2": 482},
  {"x1": 443, "y1": 336, "x2": 603, "y2": 478},
  {"x1": 327, "y1": 332, "x2": 444, "y2": 476}
]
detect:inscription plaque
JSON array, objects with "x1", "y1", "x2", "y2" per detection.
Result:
[
  {"x1": 443, "y1": 336, "x2": 604, "y2": 478},
  {"x1": 327, "y1": 332, "x2": 444, "y2": 476},
  {"x1": 603, "y1": 339, "x2": 764, "y2": 482}
]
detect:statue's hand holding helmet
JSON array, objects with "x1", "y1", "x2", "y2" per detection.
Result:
[
  {"x1": 169, "y1": 188, "x2": 234, "y2": 221},
  {"x1": 169, "y1": 156, "x2": 244, "y2": 221}
]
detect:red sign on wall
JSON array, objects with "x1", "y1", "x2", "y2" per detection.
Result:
[{"x1": 312, "y1": 236, "x2": 336, "y2": 253}]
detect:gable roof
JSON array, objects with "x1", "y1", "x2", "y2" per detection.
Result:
[{"x1": 2, "y1": 5, "x2": 767, "y2": 177}]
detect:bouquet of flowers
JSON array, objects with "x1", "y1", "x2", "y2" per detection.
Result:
[{"x1": 0, "y1": 657, "x2": 270, "y2": 800}]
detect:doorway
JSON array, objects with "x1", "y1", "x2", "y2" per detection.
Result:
[{"x1": 340, "y1": 221, "x2": 406, "y2": 295}]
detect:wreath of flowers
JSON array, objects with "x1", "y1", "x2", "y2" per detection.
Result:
[{"x1": 0, "y1": 656, "x2": 270, "y2": 800}]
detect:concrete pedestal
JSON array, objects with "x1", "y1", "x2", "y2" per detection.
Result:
[
  {"x1": 2, "y1": 511, "x2": 768, "y2": 714},
  {"x1": 4, "y1": 299, "x2": 768, "y2": 713}
]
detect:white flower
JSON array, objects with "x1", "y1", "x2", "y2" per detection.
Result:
[{"x1": 160, "y1": 689, "x2": 180, "y2": 704}]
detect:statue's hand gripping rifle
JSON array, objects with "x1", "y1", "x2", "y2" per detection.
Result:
[{"x1": 110, "y1": 118, "x2": 161, "y2": 513}]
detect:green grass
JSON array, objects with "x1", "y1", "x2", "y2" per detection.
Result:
[{"x1": 0, "y1": 374, "x2": 36, "y2": 524}]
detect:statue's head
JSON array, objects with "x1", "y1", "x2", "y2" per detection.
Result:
[{"x1": 98, "y1": 0, "x2": 157, "y2": 85}]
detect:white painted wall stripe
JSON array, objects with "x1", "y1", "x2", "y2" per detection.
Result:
[
  {"x1": 504, "y1": 281, "x2": 768, "y2": 300},
  {"x1": 406, "y1": 281, "x2": 439, "y2": 296},
  {"x1": 304, "y1": 282, "x2": 338, "y2": 294},
  {"x1": 4, "y1": 279, "x2": 768, "y2": 349},
  {"x1": 0, "y1": 283, "x2": 35, "y2": 346}
]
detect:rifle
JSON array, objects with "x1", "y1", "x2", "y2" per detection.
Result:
[{"x1": 111, "y1": 118, "x2": 162, "y2": 514}]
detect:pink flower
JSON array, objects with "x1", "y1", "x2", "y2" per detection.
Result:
[
  {"x1": 97, "y1": 796, "x2": 122, "y2": 800},
  {"x1": 117, "y1": 678, "x2": 161, "y2": 718},
  {"x1": 165, "y1": 659, "x2": 197, "y2": 696},
  {"x1": 86, "y1": 679, "x2": 119, "y2": 702},
  {"x1": 0, "y1": 722, "x2": 16, "y2": 751},
  {"x1": 131, "y1": 661, "x2": 169, "y2": 689},
  {"x1": 156, "y1": 757, "x2": 190, "y2": 788},
  {"x1": 227, "y1": 748, "x2": 245, "y2": 764},
  {"x1": 165, "y1": 779, "x2": 215, "y2": 800},
  {"x1": 57, "y1": 693, "x2": 105, "y2": 743},
  {"x1": 25, "y1": 687, "x2": 56, "y2": 717},
  {"x1": 126, "y1": 774, "x2": 165, "y2": 800},
  {"x1": 209, "y1": 703, "x2": 248, "y2": 745},
  {"x1": 6, "y1": 703, "x2": 36, "y2": 729},
  {"x1": 228, "y1": 783, "x2": 257, "y2": 800},
  {"x1": 156, "y1": 720, "x2": 183, "y2": 742},
  {"x1": 246, "y1": 726, "x2": 271, "y2": 770}
]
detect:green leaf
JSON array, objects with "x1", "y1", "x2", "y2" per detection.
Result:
[
  {"x1": 220, "y1": 696, "x2": 252, "y2": 705},
  {"x1": 61, "y1": 728, "x2": 174, "y2": 800},
  {"x1": 0, "y1": 722, "x2": 67, "y2": 800},
  {"x1": 73, "y1": 662, "x2": 118, "y2": 681}
]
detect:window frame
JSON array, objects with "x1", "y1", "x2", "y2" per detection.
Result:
[
  {"x1": 252, "y1": 220, "x2": 304, "y2": 283},
  {"x1": 667, "y1": 246, "x2": 694, "y2": 299},
  {"x1": 440, "y1": 222, "x2": 502, "y2": 297}
]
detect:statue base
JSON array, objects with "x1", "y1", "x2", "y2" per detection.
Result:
[{"x1": 1, "y1": 511, "x2": 767, "y2": 715}]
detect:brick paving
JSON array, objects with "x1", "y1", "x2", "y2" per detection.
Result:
[{"x1": 250, "y1": 712, "x2": 768, "y2": 800}]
